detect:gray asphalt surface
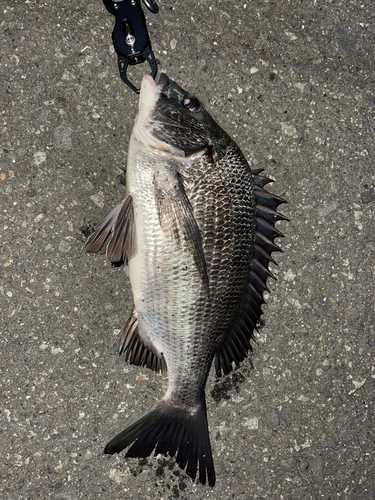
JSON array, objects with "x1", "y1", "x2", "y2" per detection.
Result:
[{"x1": 1, "y1": 1, "x2": 374, "y2": 499}]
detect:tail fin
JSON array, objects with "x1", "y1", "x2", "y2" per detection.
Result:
[{"x1": 104, "y1": 398, "x2": 215, "y2": 487}]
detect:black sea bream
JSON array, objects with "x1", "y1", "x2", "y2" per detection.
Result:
[{"x1": 86, "y1": 74, "x2": 286, "y2": 486}]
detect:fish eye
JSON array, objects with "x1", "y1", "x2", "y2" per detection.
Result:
[{"x1": 183, "y1": 96, "x2": 201, "y2": 113}]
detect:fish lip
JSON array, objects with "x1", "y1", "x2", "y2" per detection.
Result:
[
  {"x1": 141, "y1": 73, "x2": 157, "y2": 89},
  {"x1": 140, "y1": 73, "x2": 169, "y2": 95},
  {"x1": 157, "y1": 73, "x2": 170, "y2": 94}
]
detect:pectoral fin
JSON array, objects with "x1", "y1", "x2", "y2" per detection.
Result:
[
  {"x1": 86, "y1": 194, "x2": 136, "y2": 264},
  {"x1": 154, "y1": 168, "x2": 209, "y2": 290}
]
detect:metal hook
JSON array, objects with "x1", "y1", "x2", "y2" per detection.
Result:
[{"x1": 102, "y1": 0, "x2": 158, "y2": 93}]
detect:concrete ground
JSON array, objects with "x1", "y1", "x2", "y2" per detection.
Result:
[{"x1": 1, "y1": 0, "x2": 374, "y2": 499}]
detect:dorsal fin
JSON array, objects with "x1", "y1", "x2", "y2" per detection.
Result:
[{"x1": 214, "y1": 170, "x2": 287, "y2": 377}]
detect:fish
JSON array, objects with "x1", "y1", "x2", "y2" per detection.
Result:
[{"x1": 86, "y1": 73, "x2": 286, "y2": 486}]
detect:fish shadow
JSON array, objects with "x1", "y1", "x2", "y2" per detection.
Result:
[{"x1": 210, "y1": 365, "x2": 253, "y2": 403}]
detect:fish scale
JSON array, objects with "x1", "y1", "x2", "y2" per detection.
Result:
[{"x1": 86, "y1": 73, "x2": 286, "y2": 486}]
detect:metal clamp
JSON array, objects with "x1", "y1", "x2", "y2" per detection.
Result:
[{"x1": 103, "y1": 0, "x2": 158, "y2": 93}]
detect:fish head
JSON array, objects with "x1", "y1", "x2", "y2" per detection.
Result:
[{"x1": 134, "y1": 73, "x2": 230, "y2": 158}]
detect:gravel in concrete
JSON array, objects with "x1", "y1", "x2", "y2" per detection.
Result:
[{"x1": 1, "y1": 1, "x2": 374, "y2": 499}]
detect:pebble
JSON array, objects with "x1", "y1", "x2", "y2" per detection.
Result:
[
  {"x1": 280, "y1": 122, "x2": 297, "y2": 137},
  {"x1": 59, "y1": 240, "x2": 72, "y2": 253},
  {"x1": 90, "y1": 191, "x2": 105, "y2": 208},
  {"x1": 349, "y1": 379, "x2": 366, "y2": 394},
  {"x1": 51, "y1": 347, "x2": 64, "y2": 355},
  {"x1": 54, "y1": 120, "x2": 73, "y2": 150},
  {"x1": 322, "y1": 437, "x2": 336, "y2": 448},
  {"x1": 310, "y1": 458, "x2": 324, "y2": 484},
  {"x1": 83, "y1": 180, "x2": 94, "y2": 190},
  {"x1": 33, "y1": 152, "x2": 46, "y2": 165},
  {"x1": 317, "y1": 201, "x2": 339, "y2": 217},
  {"x1": 61, "y1": 70, "x2": 76, "y2": 80},
  {"x1": 32, "y1": 79, "x2": 46, "y2": 96},
  {"x1": 286, "y1": 475, "x2": 302, "y2": 486},
  {"x1": 242, "y1": 417, "x2": 259, "y2": 430},
  {"x1": 34, "y1": 214, "x2": 44, "y2": 223},
  {"x1": 109, "y1": 467, "x2": 132, "y2": 484}
]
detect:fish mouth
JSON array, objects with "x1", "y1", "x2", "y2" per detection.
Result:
[
  {"x1": 140, "y1": 73, "x2": 169, "y2": 94},
  {"x1": 137, "y1": 73, "x2": 209, "y2": 158},
  {"x1": 135, "y1": 73, "x2": 186, "y2": 156},
  {"x1": 140, "y1": 73, "x2": 184, "y2": 104}
]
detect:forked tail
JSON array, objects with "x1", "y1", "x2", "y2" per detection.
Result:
[{"x1": 104, "y1": 397, "x2": 215, "y2": 486}]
